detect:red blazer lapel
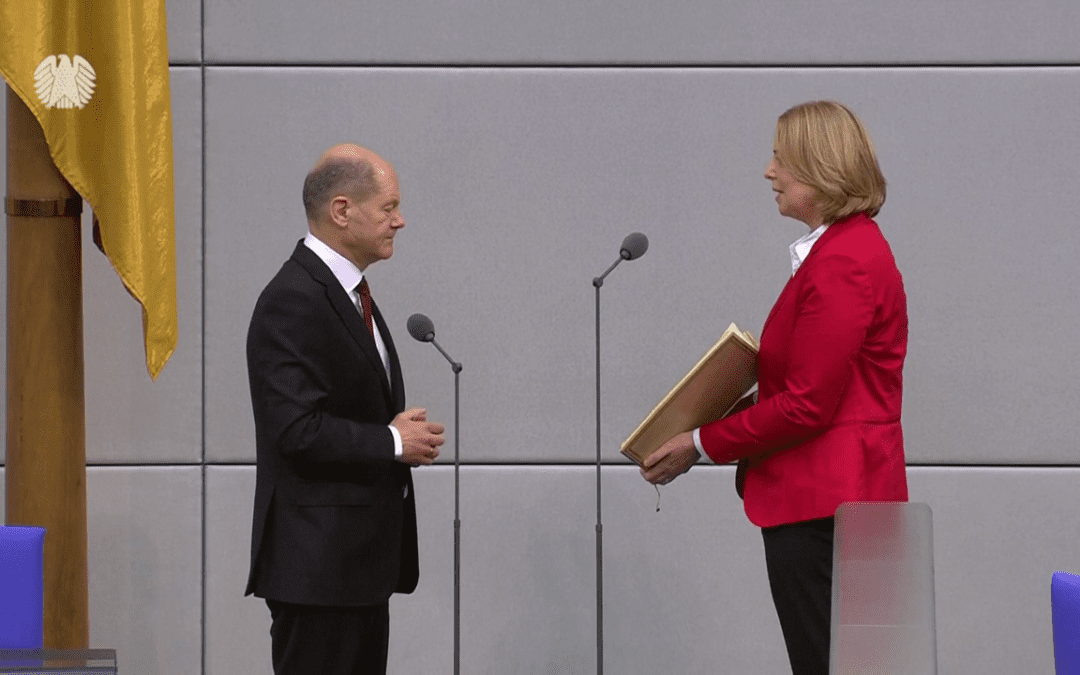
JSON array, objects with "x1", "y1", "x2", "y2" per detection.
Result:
[
  {"x1": 760, "y1": 216, "x2": 860, "y2": 337},
  {"x1": 761, "y1": 274, "x2": 796, "y2": 338}
]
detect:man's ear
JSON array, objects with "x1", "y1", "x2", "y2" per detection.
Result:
[{"x1": 329, "y1": 195, "x2": 350, "y2": 228}]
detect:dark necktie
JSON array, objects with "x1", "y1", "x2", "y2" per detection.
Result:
[{"x1": 357, "y1": 278, "x2": 374, "y2": 337}]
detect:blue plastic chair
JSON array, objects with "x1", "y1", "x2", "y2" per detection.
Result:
[
  {"x1": 1052, "y1": 571, "x2": 1080, "y2": 674},
  {"x1": 0, "y1": 526, "x2": 46, "y2": 649}
]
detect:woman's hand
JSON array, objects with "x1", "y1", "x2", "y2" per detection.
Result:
[{"x1": 641, "y1": 431, "x2": 700, "y2": 485}]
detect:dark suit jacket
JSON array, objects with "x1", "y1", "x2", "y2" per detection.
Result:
[
  {"x1": 245, "y1": 240, "x2": 418, "y2": 606},
  {"x1": 700, "y1": 213, "x2": 909, "y2": 528}
]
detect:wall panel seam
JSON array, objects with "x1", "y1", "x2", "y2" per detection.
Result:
[{"x1": 192, "y1": 61, "x2": 1080, "y2": 69}]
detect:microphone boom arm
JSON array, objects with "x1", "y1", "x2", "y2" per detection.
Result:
[
  {"x1": 593, "y1": 256, "x2": 625, "y2": 288},
  {"x1": 430, "y1": 338, "x2": 462, "y2": 374}
]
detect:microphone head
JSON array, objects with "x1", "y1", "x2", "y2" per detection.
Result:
[
  {"x1": 407, "y1": 313, "x2": 435, "y2": 342},
  {"x1": 620, "y1": 232, "x2": 649, "y2": 260}
]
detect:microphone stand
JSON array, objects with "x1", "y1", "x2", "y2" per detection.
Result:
[
  {"x1": 432, "y1": 341, "x2": 463, "y2": 675},
  {"x1": 589, "y1": 232, "x2": 646, "y2": 675},
  {"x1": 412, "y1": 322, "x2": 462, "y2": 675},
  {"x1": 591, "y1": 255, "x2": 628, "y2": 675}
]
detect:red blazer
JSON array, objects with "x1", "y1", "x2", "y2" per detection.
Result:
[{"x1": 699, "y1": 213, "x2": 908, "y2": 528}]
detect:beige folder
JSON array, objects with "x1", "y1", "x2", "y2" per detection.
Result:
[{"x1": 621, "y1": 323, "x2": 759, "y2": 466}]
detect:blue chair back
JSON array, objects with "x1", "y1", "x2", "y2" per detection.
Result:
[
  {"x1": 1052, "y1": 571, "x2": 1080, "y2": 674},
  {"x1": 0, "y1": 526, "x2": 46, "y2": 649}
]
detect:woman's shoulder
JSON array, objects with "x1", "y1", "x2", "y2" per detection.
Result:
[{"x1": 821, "y1": 213, "x2": 893, "y2": 258}]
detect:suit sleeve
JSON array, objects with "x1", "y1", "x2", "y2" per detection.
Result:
[
  {"x1": 699, "y1": 252, "x2": 875, "y2": 463},
  {"x1": 248, "y1": 280, "x2": 396, "y2": 466}
]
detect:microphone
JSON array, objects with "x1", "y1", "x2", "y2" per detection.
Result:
[
  {"x1": 407, "y1": 313, "x2": 435, "y2": 342},
  {"x1": 407, "y1": 313, "x2": 459, "y2": 372},
  {"x1": 619, "y1": 232, "x2": 649, "y2": 261},
  {"x1": 595, "y1": 231, "x2": 649, "y2": 287}
]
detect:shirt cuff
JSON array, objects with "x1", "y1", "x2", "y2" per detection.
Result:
[
  {"x1": 693, "y1": 428, "x2": 712, "y2": 463},
  {"x1": 389, "y1": 425, "x2": 403, "y2": 459}
]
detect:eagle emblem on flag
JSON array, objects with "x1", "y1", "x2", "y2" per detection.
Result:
[{"x1": 34, "y1": 55, "x2": 96, "y2": 109}]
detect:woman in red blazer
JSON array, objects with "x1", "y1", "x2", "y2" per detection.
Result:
[{"x1": 643, "y1": 101, "x2": 908, "y2": 675}]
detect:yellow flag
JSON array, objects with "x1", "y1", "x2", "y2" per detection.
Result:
[{"x1": 0, "y1": 0, "x2": 178, "y2": 379}]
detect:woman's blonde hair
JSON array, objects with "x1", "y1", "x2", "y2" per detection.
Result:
[{"x1": 774, "y1": 101, "x2": 886, "y2": 223}]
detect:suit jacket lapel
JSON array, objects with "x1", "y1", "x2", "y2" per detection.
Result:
[
  {"x1": 370, "y1": 299, "x2": 406, "y2": 410},
  {"x1": 760, "y1": 218, "x2": 851, "y2": 337},
  {"x1": 762, "y1": 274, "x2": 793, "y2": 336},
  {"x1": 290, "y1": 242, "x2": 396, "y2": 401}
]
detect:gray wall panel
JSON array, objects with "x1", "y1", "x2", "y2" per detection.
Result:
[
  {"x1": 205, "y1": 67, "x2": 1080, "y2": 465},
  {"x1": 4, "y1": 465, "x2": 1080, "y2": 673},
  {"x1": 203, "y1": 0, "x2": 1080, "y2": 64},
  {"x1": 166, "y1": 0, "x2": 202, "y2": 64},
  {"x1": 387, "y1": 466, "x2": 457, "y2": 672},
  {"x1": 604, "y1": 465, "x2": 790, "y2": 673},
  {"x1": 457, "y1": 466, "x2": 595, "y2": 673},
  {"x1": 198, "y1": 465, "x2": 1080, "y2": 674},
  {"x1": 883, "y1": 68, "x2": 1080, "y2": 465},
  {"x1": 908, "y1": 467, "x2": 1080, "y2": 675},
  {"x1": 612, "y1": 465, "x2": 1080, "y2": 675},
  {"x1": 86, "y1": 467, "x2": 203, "y2": 675},
  {"x1": 203, "y1": 66, "x2": 786, "y2": 463},
  {"x1": 203, "y1": 466, "x2": 273, "y2": 675},
  {"x1": 205, "y1": 465, "x2": 591, "y2": 674},
  {"x1": 1, "y1": 468, "x2": 200, "y2": 675},
  {"x1": 82, "y1": 67, "x2": 204, "y2": 464}
]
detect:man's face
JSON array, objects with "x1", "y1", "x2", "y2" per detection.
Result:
[{"x1": 342, "y1": 166, "x2": 404, "y2": 270}]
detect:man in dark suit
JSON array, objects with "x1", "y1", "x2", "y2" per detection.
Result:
[{"x1": 245, "y1": 144, "x2": 445, "y2": 675}]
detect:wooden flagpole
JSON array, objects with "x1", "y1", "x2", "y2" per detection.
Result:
[{"x1": 5, "y1": 85, "x2": 90, "y2": 649}]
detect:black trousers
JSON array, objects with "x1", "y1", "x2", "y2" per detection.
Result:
[
  {"x1": 266, "y1": 600, "x2": 390, "y2": 675},
  {"x1": 761, "y1": 516, "x2": 835, "y2": 675}
]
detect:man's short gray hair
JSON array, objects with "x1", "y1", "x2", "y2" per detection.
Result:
[{"x1": 302, "y1": 158, "x2": 379, "y2": 221}]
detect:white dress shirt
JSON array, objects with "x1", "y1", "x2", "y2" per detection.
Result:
[
  {"x1": 304, "y1": 233, "x2": 403, "y2": 458},
  {"x1": 788, "y1": 223, "x2": 830, "y2": 276}
]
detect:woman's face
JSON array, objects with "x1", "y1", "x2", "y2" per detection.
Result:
[{"x1": 765, "y1": 151, "x2": 824, "y2": 228}]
